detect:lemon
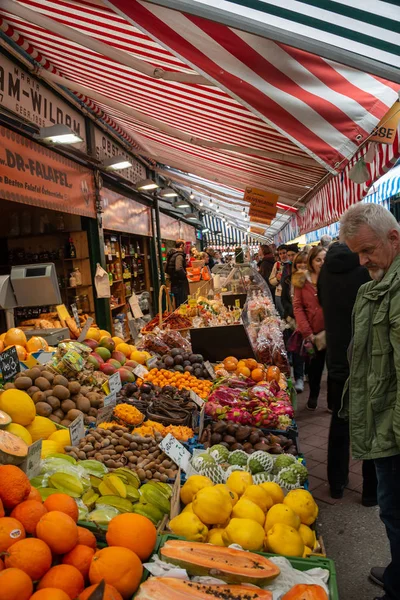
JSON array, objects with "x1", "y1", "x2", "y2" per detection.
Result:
[
  {"x1": 193, "y1": 486, "x2": 232, "y2": 525},
  {"x1": 266, "y1": 523, "x2": 304, "y2": 557},
  {"x1": 180, "y1": 475, "x2": 213, "y2": 504},
  {"x1": 264, "y1": 503, "x2": 300, "y2": 532},
  {"x1": 226, "y1": 471, "x2": 253, "y2": 496},
  {"x1": 214, "y1": 484, "x2": 239, "y2": 506},
  {"x1": 182, "y1": 503, "x2": 194, "y2": 513},
  {"x1": 169, "y1": 512, "x2": 208, "y2": 542},
  {"x1": 298, "y1": 524, "x2": 316, "y2": 549},
  {"x1": 259, "y1": 481, "x2": 285, "y2": 505},
  {"x1": 222, "y1": 518, "x2": 264, "y2": 551},
  {"x1": 243, "y1": 485, "x2": 273, "y2": 512},
  {"x1": 207, "y1": 528, "x2": 225, "y2": 546},
  {"x1": 5, "y1": 423, "x2": 32, "y2": 446},
  {"x1": 284, "y1": 489, "x2": 319, "y2": 525},
  {"x1": 232, "y1": 497, "x2": 265, "y2": 526}
]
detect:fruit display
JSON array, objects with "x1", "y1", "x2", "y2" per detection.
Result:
[
  {"x1": 141, "y1": 311, "x2": 192, "y2": 333},
  {"x1": 152, "y1": 349, "x2": 213, "y2": 380},
  {"x1": 188, "y1": 447, "x2": 307, "y2": 489},
  {"x1": 83, "y1": 334, "x2": 145, "y2": 376},
  {"x1": 143, "y1": 330, "x2": 192, "y2": 355},
  {"x1": 200, "y1": 421, "x2": 298, "y2": 455},
  {"x1": 8, "y1": 366, "x2": 105, "y2": 427},
  {"x1": 216, "y1": 356, "x2": 287, "y2": 388},
  {"x1": 141, "y1": 370, "x2": 213, "y2": 399},
  {"x1": 30, "y1": 454, "x2": 172, "y2": 527},
  {"x1": 0, "y1": 328, "x2": 49, "y2": 363},
  {"x1": 65, "y1": 426, "x2": 179, "y2": 482},
  {"x1": 169, "y1": 473, "x2": 319, "y2": 558},
  {"x1": 0, "y1": 464, "x2": 158, "y2": 599},
  {"x1": 205, "y1": 376, "x2": 294, "y2": 430},
  {"x1": 133, "y1": 422, "x2": 194, "y2": 442},
  {"x1": 136, "y1": 577, "x2": 274, "y2": 599}
]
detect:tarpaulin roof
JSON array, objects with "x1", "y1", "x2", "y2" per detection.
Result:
[{"x1": 0, "y1": 0, "x2": 399, "y2": 238}]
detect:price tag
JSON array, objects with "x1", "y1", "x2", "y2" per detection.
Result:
[
  {"x1": 159, "y1": 433, "x2": 191, "y2": 472},
  {"x1": 77, "y1": 317, "x2": 94, "y2": 342},
  {"x1": 96, "y1": 404, "x2": 114, "y2": 425},
  {"x1": 108, "y1": 372, "x2": 122, "y2": 394},
  {"x1": 146, "y1": 357, "x2": 159, "y2": 370},
  {"x1": 133, "y1": 364, "x2": 148, "y2": 379},
  {"x1": 189, "y1": 389, "x2": 205, "y2": 407},
  {"x1": 70, "y1": 303, "x2": 80, "y2": 329},
  {"x1": 204, "y1": 361, "x2": 217, "y2": 380},
  {"x1": 235, "y1": 298, "x2": 241, "y2": 308},
  {"x1": 0, "y1": 346, "x2": 20, "y2": 382},
  {"x1": 21, "y1": 440, "x2": 42, "y2": 479},
  {"x1": 69, "y1": 414, "x2": 85, "y2": 446},
  {"x1": 188, "y1": 299, "x2": 197, "y2": 307},
  {"x1": 198, "y1": 404, "x2": 206, "y2": 440},
  {"x1": 104, "y1": 391, "x2": 117, "y2": 407},
  {"x1": 129, "y1": 295, "x2": 143, "y2": 319}
]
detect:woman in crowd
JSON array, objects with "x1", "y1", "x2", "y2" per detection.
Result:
[
  {"x1": 188, "y1": 246, "x2": 199, "y2": 267},
  {"x1": 293, "y1": 246, "x2": 327, "y2": 410}
]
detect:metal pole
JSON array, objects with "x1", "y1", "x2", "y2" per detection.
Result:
[{"x1": 154, "y1": 195, "x2": 165, "y2": 286}]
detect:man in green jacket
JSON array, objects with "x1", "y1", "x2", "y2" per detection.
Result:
[{"x1": 340, "y1": 203, "x2": 400, "y2": 600}]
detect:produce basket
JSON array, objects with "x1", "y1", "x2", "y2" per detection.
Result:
[{"x1": 152, "y1": 535, "x2": 338, "y2": 600}]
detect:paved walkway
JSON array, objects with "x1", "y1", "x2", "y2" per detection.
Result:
[{"x1": 296, "y1": 375, "x2": 390, "y2": 599}]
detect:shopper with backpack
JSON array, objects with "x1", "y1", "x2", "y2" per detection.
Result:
[{"x1": 166, "y1": 239, "x2": 189, "y2": 307}]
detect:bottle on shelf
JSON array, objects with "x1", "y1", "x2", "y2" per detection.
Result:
[
  {"x1": 108, "y1": 269, "x2": 113, "y2": 286},
  {"x1": 136, "y1": 240, "x2": 140, "y2": 257},
  {"x1": 69, "y1": 272, "x2": 77, "y2": 287},
  {"x1": 74, "y1": 267, "x2": 82, "y2": 286},
  {"x1": 67, "y1": 237, "x2": 77, "y2": 259},
  {"x1": 81, "y1": 294, "x2": 90, "y2": 313},
  {"x1": 129, "y1": 240, "x2": 134, "y2": 256}
]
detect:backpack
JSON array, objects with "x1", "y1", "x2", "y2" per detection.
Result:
[{"x1": 165, "y1": 251, "x2": 177, "y2": 278}]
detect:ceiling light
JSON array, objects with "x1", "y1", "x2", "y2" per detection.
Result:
[
  {"x1": 190, "y1": 191, "x2": 194, "y2": 199},
  {"x1": 202, "y1": 227, "x2": 210, "y2": 233},
  {"x1": 226, "y1": 223, "x2": 231, "y2": 228},
  {"x1": 247, "y1": 227, "x2": 251, "y2": 232},
  {"x1": 185, "y1": 213, "x2": 198, "y2": 221},
  {"x1": 216, "y1": 205, "x2": 220, "y2": 212},
  {"x1": 173, "y1": 199, "x2": 190, "y2": 209},
  {"x1": 136, "y1": 178, "x2": 159, "y2": 190},
  {"x1": 160, "y1": 187, "x2": 178, "y2": 198},
  {"x1": 36, "y1": 124, "x2": 83, "y2": 145},
  {"x1": 103, "y1": 155, "x2": 133, "y2": 170},
  {"x1": 199, "y1": 199, "x2": 203, "y2": 206},
  {"x1": 209, "y1": 198, "x2": 213, "y2": 207}
]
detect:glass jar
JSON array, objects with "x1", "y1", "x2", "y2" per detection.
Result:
[
  {"x1": 69, "y1": 272, "x2": 77, "y2": 287},
  {"x1": 74, "y1": 267, "x2": 82, "y2": 286},
  {"x1": 81, "y1": 294, "x2": 90, "y2": 313}
]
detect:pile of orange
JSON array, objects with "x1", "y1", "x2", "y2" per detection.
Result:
[
  {"x1": 215, "y1": 356, "x2": 282, "y2": 384},
  {"x1": 0, "y1": 465, "x2": 157, "y2": 600},
  {"x1": 141, "y1": 368, "x2": 213, "y2": 399},
  {"x1": 0, "y1": 328, "x2": 49, "y2": 361}
]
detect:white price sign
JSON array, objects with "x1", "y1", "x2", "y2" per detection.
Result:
[
  {"x1": 189, "y1": 389, "x2": 205, "y2": 407},
  {"x1": 108, "y1": 372, "x2": 122, "y2": 394},
  {"x1": 69, "y1": 414, "x2": 85, "y2": 446},
  {"x1": 103, "y1": 391, "x2": 117, "y2": 407},
  {"x1": 159, "y1": 434, "x2": 191, "y2": 472},
  {"x1": 77, "y1": 317, "x2": 94, "y2": 342},
  {"x1": 133, "y1": 364, "x2": 148, "y2": 378},
  {"x1": 21, "y1": 439, "x2": 42, "y2": 479},
  {"x1": 96, "y1": 405, "x2": 114, "y2": 425},
  {"x1": 204, "y1": 361, "x2": 217, "y2": 380}
]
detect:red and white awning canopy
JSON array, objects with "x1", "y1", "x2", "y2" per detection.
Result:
[{"x1": 0, "y1": 0, "x2": 398, "y2": 236}]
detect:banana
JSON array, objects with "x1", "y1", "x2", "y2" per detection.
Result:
[
  {"x1": 48, "y1": 473, "x2": 84, "y2": 498},
  {"x1": 96, "y1": 496, "x2": 133, "y2": 513},
  {"x1": 132, "y1": 502, "x2": 164, "y2": 525},
  {"x1": 140, "y1": 484, "x2": 171, "y2": 514},
  {"x1": 103, "y1": 475, "x2": 127, "y2": 498}
]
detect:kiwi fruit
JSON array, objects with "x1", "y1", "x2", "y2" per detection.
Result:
[
  {"x1": 86, "y1": 392, "x2": 102, "y2": 408},
  {"x1": 66, "y1": 409, "x2": 83, "y2": 422},
  {"x1": 3, "y1": 383, "x2": 15, "y2": 390},
  {"x1": 88, "y1": 408, "x2": 98, "y2": 417},
  {"x1": 48, "y1": 414, "x2": 61, "y2": 424},
  {"x1": 35, "y1": 377, "x2": 51, "y2": 391},
  {"x1": 60, "y1": 419, "x2": 72, "y2": 427},
  {"x1": 43, "y1": 390, "x2": 54, "y2": 398},
  {"x1": 24, "y1": 367, "x2": 41, "y2": 381},
  {"x1": 53, "y1": 375, "x2": 69, "y2": 388},
  {"x1": 61, "y1": 399, "x2": 76, "y2": 413},
  {"x1": 32, "y1": 391, "x2": 45, "y2": 404},
  {"x1": 36, "y1": 402, "x2": 53, "y2": 417},
  {"x1": 14, "y1": 377, "x2": 33, "y2": 390},
  {"x1": 27, "y1": 386, "x2": 40, "y2": 396},
  {"x1": 52, "y1": 385, "x2": 70, "y2": 400},
  {"x1": 41, "y1": 371, "x2": 54, "y2": 383},
  {"x1": 76, "y1": 397, "x2": 90, "y2": 413},
  {"x1": 46, "y1": 396, "x2": 61, "y2": 410},
  {"x1": 53, "y1": 409, "x2": 65, "y2": 419},
  {"x1": 68, "y1": 381, "x2": 81, "y2": 395}
]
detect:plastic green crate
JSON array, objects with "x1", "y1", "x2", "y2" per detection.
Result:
[{"x1": 150, "y1": 535, "x2": 338, "y2": 600}]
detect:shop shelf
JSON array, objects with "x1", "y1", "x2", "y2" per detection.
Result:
[
  {"x1": 111, "y1": 303, "x2": 126, "y2": 311},
  {"x1": 111, "y1": 279, "x2": 123, "y2": 284}
]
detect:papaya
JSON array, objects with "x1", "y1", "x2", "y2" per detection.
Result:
[
  {"x1": 282, "y1": 584, "x2": 328, "y2": 599},
  {"x1": 135, "y1": 577, "x2": 273, "y2": 599},
  {"x1": 0, "y1": 429, "x2": 28, "y2": 465},
  {"x1": 160, "y1": 540, "x2": 280, "y2": 586}
]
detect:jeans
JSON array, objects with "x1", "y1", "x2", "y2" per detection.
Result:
[
  {"x1": 307, "y1": 349, "x2": 326, "y2": 402},
  {"x1": 171, "y1": 283, "x2": 188, "y2": 307},
  {"x1": 374, "y1": 454, "x2": 400, "y2": 600},
  {"x1": 292, "y1": 352, "x2": 304, "y2": 381},
  {"x1": 275, "y1": 295, "x2": 284, "y2": 318},
  {"x1": 327, "y1": 379, "x2": 377, "y2": 496}
]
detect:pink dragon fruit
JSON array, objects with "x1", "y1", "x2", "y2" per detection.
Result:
[
  {"x1": 277, "y1": 415, "x2": 292, "y2": 429},
  {"x1": 225, "y1": 408, "x2": 253, "y2": 425},
  {"x1": 270, "y1": 400, "x2": 295, "y2": 419}
]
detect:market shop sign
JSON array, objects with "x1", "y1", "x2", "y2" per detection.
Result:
[
  {"x1": 244, "y1": 187, "x2": 279, "y2": 219},
  {"x1": 248, "y1": 211, "x2": 272, "y2": 226},
  {"x1": 250, "y1": 226, "x2": 266, "y2": 235},
  {"x1": 369, "y1": 101, "x2": 400, "y2": 145},
  {"x1": 0, "y1": 126, "x2": 96, "y2": 217},
  {"x1": 94, "y1": 127, "x2": 146, "y2": 185},
  {"x1": 0, "y1": 55, "x2": 86, "y2": 151}
]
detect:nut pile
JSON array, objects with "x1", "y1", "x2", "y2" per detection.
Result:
[{"x1": 65, "y1": 427, "x2": 179, "y2": 482}]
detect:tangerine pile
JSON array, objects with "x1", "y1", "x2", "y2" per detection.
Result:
[
  {"x1": 141, "y1": 368, "x2": 213, "y2": 399},
  {"x1": 216, "y1": 356, "x2": 282, "y2": 384},
  {"x1": 0, "y1": 328, "x2": 49, "y2": 361}
]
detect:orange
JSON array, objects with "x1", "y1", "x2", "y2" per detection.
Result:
[
  {"x1": 10, "y1": 500, "x2": 47, "y2": 534},
  {"x1": 4, "y1": 328, "x2": 27, "y2": 348},
  {"x1": 27, "y1": 487, "x2": 42, "y2": 503},
  {"x1": 25, "y1": 336, "x2": 49, "y2": 352},
  {"x1": 116, "y1": 343, "x2": 132, "y2": 357},
  {"x1": 0, "y1": 341, "x2": 4, "y2": 353},
  {"x1": 5, "y1": 538, "x2": 52, "y2": 580},
  {"x1": 30, "y1": 590, "x2": 71, "y2": 600},
  {"x1": 77, "y1": 526, "x2": 97, "y2": 550},
  {"x1": 0, "y1": 465, "x2": 31, "y2": 509},
  {"x1": 4, "y1": 345, "x2": 27, "y2": 361},
  {"x1": 223, "y1": 356, "x2": 238, "y2": 367},
  {"x1": 246, "y1": 358, "x2": 258, "y2": 370},
  {"x1": 0, "y1": 517, "x2": 25, "y2": 552},
  {"x1": 0, "y1": 333, "x2": 5, "y2": 342},
  {"x1": 86, "y1": 328, "x2": 101, "y2": 341},
  {"x1": 89, "y1": 546, "x2": 143, "y2": 599},
  {"x1": 78, "y1": 583, "x2": 123, "y2": 600},
  {"x1": 0, "y1": 558, "x2": 3, "y2": 572},
  {"x1": 0, "y1": 567, "x2": 32, "y2": 600},
  {"x1": 62, "y1": 544, "x2": 95, "y2": 578},
  {"x1": 266, "y1": 365, "x2": 281, "y2": 383},
  {"x1": 106, "y1": 513, "x2": 157, "y2": 561},
  {"x1": 223, "y1": 359, "x2": 237, "y2": 372},
  {"x1": 251, "y1": 368, "x2": 265, "y2": 382},
  {"x1": 36, "y1": 511, "x2": 78, "y2": 554},
  {"x1": 43, "y1": 494, "x2": 78, "y2": 522},
  {"x1": 112, "y1": 336, "x2": 124, "y2": 347},
  {"x1": 38, "y1": 564, "x2": 85, "y2": 600},
  {"x1": 237, "y1": 365, "x2": 251, "y2": 377}
]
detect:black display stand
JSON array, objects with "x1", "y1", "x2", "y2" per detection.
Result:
[
  {"x1": 221, "y1": 292, "x2": 247, "y2": 309},
  {"x1": 190, "y1": 324, "x2": 255, "y2": 362}
]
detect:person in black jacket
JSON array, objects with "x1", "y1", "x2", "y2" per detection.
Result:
[
  {"x1": 258, "y1": 244, "x2": 276, "y2": 300},
  {"x1": 166, "y1": 239, "x2": 189, "y2": 307},
  {"x1": 318, "y1": 242, "x2": 377, "y2": 503}
]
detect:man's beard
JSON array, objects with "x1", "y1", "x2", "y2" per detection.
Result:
[{"x1": 368, "y1": 268, "x2": 385, "y2": 281}]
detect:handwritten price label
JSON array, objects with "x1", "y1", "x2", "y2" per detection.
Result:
[
  {"x1": 189, "y1": 389, "x2": 205, "y2": 407},
  {"x1": 204, "y1": 361, "x2": 217, "y2": 380},
  {"x1": 133, "y1": 364, "x2": 148, "y2": 379},
  {"x1": 0, "y1": 346, "x2": 20, "y2": 382},
  {"x1": 69, "y1": 414, "x2": 85, "y2": 446},
  {"x1": 159, "y1": 434, "x2": 191, "y2": 472},
  {"x1": 96, "y1": 405, "x2": 114, "y2": 425},
  {"x1": 108, "y1": 372, "x2": 122, "y2": 394},
  {"x1": 21, "y1": 440, "x2": 42, "y2": 479},
  {"x1": 103, "y1": 391, "x2": 117, "y2": 407}
]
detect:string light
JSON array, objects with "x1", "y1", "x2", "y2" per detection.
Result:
[
  {"x1": 216, "y1": 205, "x2": 220, "y2": 212},
  {"x1": 199, "y1": 199, "x2": 203, "y2": 206},
  {"x1": 209, "y1": 198, "x2": 213, "y2": 207},
  {"x1": 190, "y1": 191, "x2": 194, "y2": 199}
]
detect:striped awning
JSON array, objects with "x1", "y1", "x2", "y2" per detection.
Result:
[
  {"x1": 0, "y1": 0, "x2": 399, "y2": 237},
  {"x1": 364, "y1": 163, "x2": 400, "y2": 205}
]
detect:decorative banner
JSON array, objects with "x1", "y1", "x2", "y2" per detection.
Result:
[
  {"x1": 0, "y1": 126, "x2": 95, "y2": 217},
  {"x1": 94, "y1": 127, "x2": 146, "y2": 184},
  {"x1": 369, "y1": 101, "x2": 400, "y2": 145},
  {"x1": 0, "y1": 55, "x2": 86, "y2": 150},
  {"x1": 159, "y1": 212, "x2": 180, "y2": 241},
  {"x1": 244, "y1": 187, "x2": 279, "y2": 219},
  {"x1": 101, "y1": 188, "x2": 151, "y2": 235}
]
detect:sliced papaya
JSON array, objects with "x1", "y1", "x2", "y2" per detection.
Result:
[
  {"x1": 136, "y1": 577, "x2": 273, "y2": 599},
  {"x1": 160, "y1": 540, "x2": 280, "y2": 586},
  {"x1": 0, "y1": 410, "x2": 11, "y2": 428},
  {"x1": 0, "y1": 429, "x2": 28, "y2": 465}
]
